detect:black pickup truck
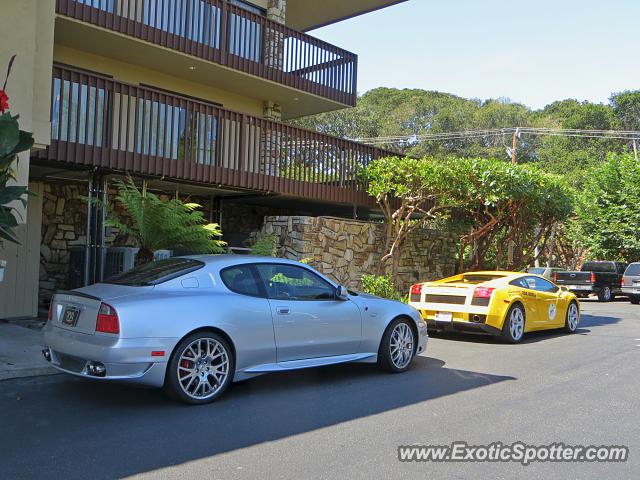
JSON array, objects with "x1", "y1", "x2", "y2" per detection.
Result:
[{"x1": 554, "y1": 261, "x2": 627, "y2": 302}]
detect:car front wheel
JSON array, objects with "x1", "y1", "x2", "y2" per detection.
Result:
[
  {"x1": 501, "y1": 304, "x2": 525, "y2": 343},
  {"x1": 564, "y1": 301, "x2": 579, "y2": 333},
  {"x1": 378, "y1": 318, "x2": 416, "y2": 373},
  {"x1": 164, "y1": 332, "x2": 234, "y2": 405},
  {"x1": 629, "y1": 296, "x2": 640, "y2": 305}
]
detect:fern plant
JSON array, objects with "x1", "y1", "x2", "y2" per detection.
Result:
[
  {"x1": 249, "y1": 233, "x2": 278, "y2": 257},
  {"x1": 102, "y1": 176, "x2": 225, "y2": 265}
]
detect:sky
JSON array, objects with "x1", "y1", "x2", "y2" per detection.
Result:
[{"x1": 311, "y1": 0, "x2": 640, "y2": 110}]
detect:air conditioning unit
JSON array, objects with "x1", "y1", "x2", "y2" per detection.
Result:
[
  {"x1": 105, "y1": 247, "x2": 139, "y2": 278},
  {"x1": 153, "y1": 250, "x2": 172, "y2": 260}
]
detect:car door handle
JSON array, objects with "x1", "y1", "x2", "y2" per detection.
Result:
[{"x1": 276, "y1": 307, "x2": 290, "y2": 315}]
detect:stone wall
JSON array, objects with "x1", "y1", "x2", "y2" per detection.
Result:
[{"x1": 261, "y1": 216, "x2": 458, "y2": 291}]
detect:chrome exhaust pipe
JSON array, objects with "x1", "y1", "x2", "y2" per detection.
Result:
[{"x1": 86, "y1": 361, "x2": 106, "y2": 377}]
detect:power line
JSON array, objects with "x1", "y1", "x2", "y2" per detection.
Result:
[{"x1": 354, "y1": 127, "x2": 640, "y2": 145}]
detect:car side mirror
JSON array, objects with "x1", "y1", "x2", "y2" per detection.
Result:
[
  {"x1": 560, "y1": 286, "x2": 569, "y2": 292},
  {"x1": 336, "y1": 285, "x2": 349, "y2": 300}
]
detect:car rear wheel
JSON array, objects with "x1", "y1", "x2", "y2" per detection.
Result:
[
  {"x1": 564, "y1": 301, "x2": 579, "y2": 333},
  {"x1": 629, "y1": 296, "x2": 640, "y2": 305},
  {"x1": 164, "y1": 332, "x2": 234, "y2": 405},
  {"x1": 378, "y1": 318, "x2": 416, "y2": 373},
  {"x1": 597, "y1": 286, "x2": 612, "y2": 302},
  {"x1": 501, "y1": 304, "x2": 525, "y2": 343}
]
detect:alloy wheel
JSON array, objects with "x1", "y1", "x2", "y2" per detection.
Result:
[
  {"x1": 567, "y1": 303, "x2": 579, "y2": 331},
  {"x1": 177, "y1": 337, "x2": 229, "y2": 400},
  {"x1": 390, "y1": 323, "x2": 414, "y2": 369},
  {"x1": 509, "y1": 308, "x2": 525, "y2": 341}
]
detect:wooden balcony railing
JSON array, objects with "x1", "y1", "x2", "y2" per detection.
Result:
[
  {"x1": 38, "y1": 65, "x2": 394, "y2": 205},
  {"x1": 56, "y1": 0, "x2": 358, "y2": 106}
]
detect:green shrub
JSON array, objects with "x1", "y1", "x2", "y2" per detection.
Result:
[
  {"x1": 361, "y1": 274, "x2": 405, "y2": 302},
  {"x1": 250, "y1": 233, "x2": 278, "y2": 257}
]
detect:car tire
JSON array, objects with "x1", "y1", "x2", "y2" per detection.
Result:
[
  {"x1": 501, "y1": 303, "x2": 526, "y2": 344},
  {"x1": 597, "y1": 286, "x2": 612, "y2": 302},
  {"x1": 164, "y1": 331, "x2": 235, "y2": 405},
  {"x1": 564, "y1": 301, "x2": 579, "y2": 333},
  {"x1": 630, "y1": 296, "x2": 640, "y2": 305},
  {"x1": 378, "y1": 317, "x2": 416, "y2": 373}
]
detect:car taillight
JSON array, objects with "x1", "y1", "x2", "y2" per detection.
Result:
[
  {"x1": 590, "y1": 271, "x2": 596, "y2": 283},
  {"x1": 622, "y1": 277, "x2": 626, "y2": 287},
  {"x1": 410, "y1": 284, "x2": 423, "y2": 295},
  {"x1": 553, "y1": 272, "x2": 557, "y2": 282},
  {"x1": 473, "y1": 287, "x2": 495, "y2": 298},
  {"x1": 96, "y1": 303, "x2": 119, "y2": 334}
]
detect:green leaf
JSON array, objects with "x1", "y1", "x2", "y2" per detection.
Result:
[
  {"x1": 0, "y1": 114, "x2": 20, "y2": 159},
  {"x1": 0, "y1": 185, "x2": 28, "y2": 205}
]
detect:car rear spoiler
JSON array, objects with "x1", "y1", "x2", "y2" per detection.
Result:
[{"x1": 54, "y1": 290, "x2": 102, "y2": 302}]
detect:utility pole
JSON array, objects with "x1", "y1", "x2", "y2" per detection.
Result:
[
  {"x1": 508, "y1": 129, "x2": 519, "y2": 267},
  {"x1": 633, "y1": 138, "x2": 638, "y2": 161}
]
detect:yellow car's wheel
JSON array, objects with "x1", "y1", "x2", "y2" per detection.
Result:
[
  {"x1": 564, "y1": 301, "x2": 579, "y2": 333},
  {"x1": 501, "y1": 303, "x2": 525, "y2": 344}
]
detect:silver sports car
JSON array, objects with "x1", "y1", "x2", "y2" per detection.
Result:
[{"x1": 43, "y1": 255, "x2": 428, "y2": 404}]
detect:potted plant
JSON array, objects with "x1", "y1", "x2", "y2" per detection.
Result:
[{"x1": 0, "y1": 55, "x2": 34, "y2": 281}]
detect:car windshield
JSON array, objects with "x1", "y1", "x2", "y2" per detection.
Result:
[
  {"x1": 527, "y1": 268, "x2": 545, "y2": 275},
  {"x1": 581, "y1": 262, "x2": 614, "y2": 273},
  {"x1": 445, "y1": 274, "x2": 506, "y2": 284},
  {"x1": 625, "y1": 263, "x2": 640, "y2": 276},
  {"x1": 104, "y1": 258, "x2": 204, "y2": 286}
]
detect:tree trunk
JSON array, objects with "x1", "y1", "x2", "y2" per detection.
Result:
[{"x1": 135, "y1": 247, "x2": 154, "y2": 266}]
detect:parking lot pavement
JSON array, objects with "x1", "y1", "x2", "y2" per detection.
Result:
[{"x1": 1, "y1": 299, "x2": 639, "y2": 480}]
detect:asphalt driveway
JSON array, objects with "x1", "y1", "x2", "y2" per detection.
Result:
[{"x1": 1, "y1": 299, "x2": 638, "y2": 479}]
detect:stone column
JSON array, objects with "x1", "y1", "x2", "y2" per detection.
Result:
[{"x1": 263, "y1": 0, "x2": 286, "y2": 120}]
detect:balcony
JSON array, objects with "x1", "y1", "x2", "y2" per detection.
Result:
[
  {"x1": 36, "y1": 65, "x2": 393, "y2": 206},
  {"x1": 54, "y1": 0, "x2": 358, "y2": 116}
]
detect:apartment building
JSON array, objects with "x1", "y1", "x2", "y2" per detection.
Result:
[{"x1": 0, "y1": 0, "x2": 407, "y2": 318}]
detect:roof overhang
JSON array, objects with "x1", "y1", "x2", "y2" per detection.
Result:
[{"x1": 286, "y1": 0, "x2": 409, "y2": 32}]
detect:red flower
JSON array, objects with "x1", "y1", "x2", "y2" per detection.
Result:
[{"x1": 0, "y1": 89, "x2": 9, "y2": 113}]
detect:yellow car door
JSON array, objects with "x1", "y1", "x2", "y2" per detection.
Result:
[
  {"x1": 509, "y1": 276, "x2": 540, "y2": 327},
  {"x1": 525, "y1": 276, "x2": 561, "y2": 329}
]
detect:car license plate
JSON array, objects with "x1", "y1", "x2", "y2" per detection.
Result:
[
  {"x1": 61, "y1": 307, "x2": 80, "y2": 327},
  {"x1": 435, "y1": 312, "x2": 453, "y2": 322}
]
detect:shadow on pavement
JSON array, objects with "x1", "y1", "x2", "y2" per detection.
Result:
[{"x1": 0, "y1": 356, "x2": 514, "y2": 480}]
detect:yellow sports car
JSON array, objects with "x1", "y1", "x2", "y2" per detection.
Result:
[{"x1": 407, "y1": 271, "x2": 580, "y2": 343}]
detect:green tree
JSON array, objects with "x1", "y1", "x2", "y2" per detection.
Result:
[
  {"x1": 575, "y1": 153, "x2": 640, "y2": 261},
  {"x1": 103, "y1": 177, "x2": 225, "y2": 264},
  {"x1": 358, "y1": 156, "x2": 459, "y2": 278}
]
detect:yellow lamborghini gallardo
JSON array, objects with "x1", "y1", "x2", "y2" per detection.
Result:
[{"x1": 407, "y1": 271, "x2": 580, "y2": 343}]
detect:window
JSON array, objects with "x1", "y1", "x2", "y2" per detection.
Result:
[
  {"x1": 526, "y1": 268, "x2": 545, "y2": 275},
  {"x1": 445, "y1": 274, "x2": 507, "y2": 284},
  {"x1": 512, "y1": 276, "x2": 558, "y2": 293},
  {"x1": 581, "y1": 262, "x2": 615, "y2": 273},
  {"x1": 220, "y1": 265, "x2": 264, "y2": 297},
  {"x1": 51, "y1": 78, "x2": 108, "y2": 147},
  {"x1": 105, "y1": 258, "x2": 204, "y2": 286},
  {"x1": 624, "y1": 263, "x2": 640, "y2": 276},
  {"x1": 255, "y1": 264, "x2": 336, "y2": 301}
]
